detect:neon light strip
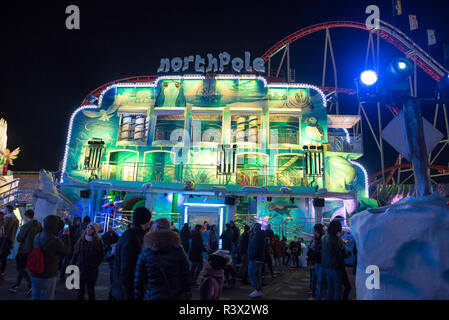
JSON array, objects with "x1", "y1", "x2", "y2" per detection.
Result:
[
  {"x1": 219, "y1": 207, "x2": 224, "y2": 249},
  {"x1": 184, "y1": 203, "x2": 226, "y2": 207},
  {"x1": 184, "y1": 206, "x2": 188, "y2": 224},
  {"x1": 60, "y1": 104, "x2": 98, "y2": 183},
  {"x1": 343, "y1": 128, "x2": 350, "y2": 143},
  {"x1": 348, "y1": 159, "x2": 369, "y2": 198}
]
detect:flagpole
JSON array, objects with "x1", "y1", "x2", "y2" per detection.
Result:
[{"x1": 392, "y1": 0, "x2": 395, "y2": 25}]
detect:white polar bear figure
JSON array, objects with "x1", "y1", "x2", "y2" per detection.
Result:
[
  {"x1": 32, "y1": 169, "x2": 59, "y2": 224},
  {"x1": 350, "y1": 193, "x2": 449, "y2": 300}
]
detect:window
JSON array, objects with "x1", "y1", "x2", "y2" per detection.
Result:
[
  {"x1": 231, "y1": 115, "x2": 260, "y2": 144},
  {"x1": 118, "y1": 114, "x2": 149, "y2": 143},
  {"x1": 153, "y1": 115, "x2": 184, "y2": 145}
]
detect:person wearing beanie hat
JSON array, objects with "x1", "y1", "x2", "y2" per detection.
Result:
[
  {"x1": 111, "y1": 207, "x2": 151, "y2": 300},
  {"x1": 71, "y1": 222, "x2": 104, "y2": 300},
  {"x1": 134, "y1": 218, "x2": 191, "y2": 300},
  {"x1": 200, "y1": 252, "x2": 227, "y2": 300},
  {"x1": 132, "y1": 207, "x2": 152, "y2": 227}
]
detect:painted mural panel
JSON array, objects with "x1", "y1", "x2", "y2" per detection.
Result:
[
  {"x1": 267, "y1": 88, "x2": 312, "y2": 110},
  {"x1": 257, "y1": 197, "x2": 312, "y2": 239}
]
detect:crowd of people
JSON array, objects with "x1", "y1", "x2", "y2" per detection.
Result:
[{"x1": 0, "y1": 204, "x2": 356, "y2": 300}]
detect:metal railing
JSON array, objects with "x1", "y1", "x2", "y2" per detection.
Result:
[
  {"x1": 0, "y1": 179, "x2": 20, "y2": 207},
  {"x1": 328, "y1": 133, "x2": 363, "y2": 153},
  {"x1": 98, "y1": 162, "x2": 307, "y2": 187}
]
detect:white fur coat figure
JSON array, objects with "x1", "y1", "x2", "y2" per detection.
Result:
[{"x1": 32, "y1": 169, "x2": 59, "y2": 223}]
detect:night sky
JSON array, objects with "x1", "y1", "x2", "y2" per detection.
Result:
[{"x1": 1, "y1": 0, "x2": 448, "y2": 179}]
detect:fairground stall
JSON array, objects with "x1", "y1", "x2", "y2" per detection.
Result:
[{"x1": 58, "y1": 74, "x2": 368, "y2": 240}]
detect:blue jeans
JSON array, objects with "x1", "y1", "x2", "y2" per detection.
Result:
[
  {"x1": 31, "y1": 276, "x2": 57, "y2": 300},
  {"x1": 314, "y1": 263, "x2": 324, "y2": 300},
  {"x1": 190, "y1": 261, "x2": 203, "y2": 284},
  {"x1": 248, "y1": 260, "x2": 263, "y2": 291},
  {"x1": 323, "y1": 268, "x2": 342, "y2": 300}
]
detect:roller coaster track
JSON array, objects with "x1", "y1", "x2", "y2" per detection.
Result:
[
  {"x1": 262, "y1": 20, "x2": 448, "y2": 82},
  {"x1": 80, "y1": 21, "x2": 447, "y2": 107}
]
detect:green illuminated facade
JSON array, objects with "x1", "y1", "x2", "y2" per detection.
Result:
[{"x1": 63, "y1": 75, "x2": 365, "y2": 238}]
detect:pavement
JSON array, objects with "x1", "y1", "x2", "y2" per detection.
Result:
[{"x1": 0, "y1": 259, "x2": 356, "y2": 300}]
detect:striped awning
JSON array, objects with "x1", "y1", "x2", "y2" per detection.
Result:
[
  {"x1": 327, "y1": 114, "x2": 361, "y2": 129},
  {"x1": 117, "y1": 104, "x2": 149, "y2": 116}
]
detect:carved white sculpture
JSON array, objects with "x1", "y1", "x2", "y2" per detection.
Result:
[{"x1": 32, "y1": 169, "x2": 60, "y2": 223}]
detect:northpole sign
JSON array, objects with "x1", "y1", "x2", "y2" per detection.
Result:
[{"x1": 157, "y1": 51, "x2": 266, "y2": 73}]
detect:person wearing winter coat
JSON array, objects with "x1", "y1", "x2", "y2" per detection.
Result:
[
  {"x1": 134, "y1": 218, "x2": 191, "y2": 300},
  {"x1": 189, "y1": 225, "x2": 207, "y2": 286},
  {"x1": 219, "y1": 224, "x2": 233, "y2": 251},
  {"x1": 70, "y1": 217, "x2": 82, "y2": 245},
  {"x1": 0, "y1": 205, "x2": 19, "y2": 277},
  {"x1": 180, "y1": 223, "x2": 191, "y2": 253},
  {"x1": 199, "y1": 252, "x2": 227, "y2": 300},
  {"x1": 321, "y1": 220, "x2": 345, "y2": 300},
  {"x1": 111, "y1": 207, "x2": 152, "y2": 300},
  {"x1": 247, "y1": 223, "x2": 266, "y2": 298},
  {"x1": 263, "y1": 237, "x2": 275, "y2": 278},
  {"x1": 265, "y1": 224, "x2": 275, "y2": 243},
  {"x1": 71, "y1": 223, "x2": 104, "y2": 300},
  {"x1": 281, "y1": 236, "x2": 290, "y2": 266},
  {"x1": 237, "y1": 225, "x2": 250, "y2": 283},
  {"x1": 10, "y1": 209, "x2": 42, "y2": 294},
  {"x1": 307, "y1": 224, "x2": 325, "y2": 300},
  {"x1": 0, "y1": 212, "x2": 5, "y2": 284},
  {"x1": 30, "y1": 215, "x2": 72, "y2": 300},
  {"x1": 271, "y1": 234, "x2": 284, "y2": 273},
  {"x1": 207, "y1": 225, "x2": 218, "y2": 252},
  {"x1": 289, "y1": 237, "x2": 301, "y2": 268},
  {"x1": 101, "y1": 229, "x2": 120, "y2": 299}
]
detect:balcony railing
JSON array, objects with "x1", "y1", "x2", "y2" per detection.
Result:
[
  {"x1": 328, "y1": 133, "x2": 363, "y2": 154},
  {"x1": 99, "y1": 161, "x2": 308, "y2": 187}
]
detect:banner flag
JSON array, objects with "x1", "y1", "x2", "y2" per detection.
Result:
[
  {"x1": 393, "y1": 0, "x2": 402, "y2": 16},
  {"x1": 427, "y1": 29, "x2": 436, "y2": 46},
  {"x1": 409, "y1": 15, "x2": 418, "y2": 31}
]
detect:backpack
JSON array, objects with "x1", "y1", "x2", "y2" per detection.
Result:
[{"x1": 26, "y1": 234, "x2": 47, "y2": 275}]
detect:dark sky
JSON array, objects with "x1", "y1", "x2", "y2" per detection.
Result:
[{"x1": 1, "y1": 0, "x2": 448, "y2": 178}]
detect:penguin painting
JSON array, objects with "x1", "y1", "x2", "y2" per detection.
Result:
[{"x1": 304, "y1": 116, "x2": 325, "y2": 143}]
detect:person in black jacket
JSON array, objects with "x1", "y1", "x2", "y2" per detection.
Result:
[
  {"x1": 111, "y1": 207, "x2": 152, "y2": 300},
  {"x1": 10, "y1": 209, "x2": 42, "y2": 294},
  {"x1": 321, "y1": 220, "x2": 345, "y2": 300},
  {"x1": 219, "y1": 224, "x2": 233, "y2": 252},
  {"x1": 229, "y1": 221, "x2": 240, "y2": 263},
  {"x1": 208, "y1": 225, "x2": 218, "y2": 252},
  {"x1": 247, "y1": 223, "x2": 266, "y2": 298},
  {"x1": 265, "y1": 224, "x2": 275, "y2": 243},
  {"x1": 189, "y1": 224, "x2": 207, "y2": 286},
  {"x1": 180, "y1": 223, "x2": 191, "y2": 253},
  {"x1": 237, "y1": 225, "x2": 250, "y2": 284},
  {"x1": 30, "y1": 215, "x2": 72, "y2": 300},
  {"x1": 70, "y1": 217, "x2": 82, "y2": 245},
  {"x1": 307, "y1": 223, "x2": 324, "y2": 300},
  {"x1": 134, "y1": 218, "x2": 191, "y2": 300},
  {"x1": 71, "y1": 223, "x2": 104, "y2": 300}
]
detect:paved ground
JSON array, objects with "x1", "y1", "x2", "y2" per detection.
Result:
[{"x1": 0, "y1": 259, "x2": 356, "y2": 300}]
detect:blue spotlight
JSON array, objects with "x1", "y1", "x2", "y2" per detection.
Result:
[
  {"x1": 391, "y1": 58, "x2": 412, "y2": 76},
  {"x1": 397, "y1": 61, "x2": 407, "y2": 70},
  {"x1": 360, "y1": 70, "x2": 378, "y2": 86}
]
